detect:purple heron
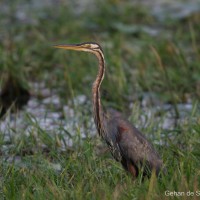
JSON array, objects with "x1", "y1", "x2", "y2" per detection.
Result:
[{"x1": 54, "y1": 42, "x2": 164, "y2": 178}]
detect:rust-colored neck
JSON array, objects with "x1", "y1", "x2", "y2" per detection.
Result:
[{"x1": 92, "y1": 50, "x2": 105, "y2": 136}]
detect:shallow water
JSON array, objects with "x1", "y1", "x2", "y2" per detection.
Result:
[
  {"x1": 1, "y1": 0, "x2": 200, "y2": 24},
  {"x1": 0, "y1": 81, "x2": 195, "y2": 151}
]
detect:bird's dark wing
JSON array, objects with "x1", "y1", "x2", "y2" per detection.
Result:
[
  {"x1": 118, "y1": 120, "x2": 163, "y2": 174},
  {"x1": 104, "y1": 109, "x2": 163, "y2": 173}
]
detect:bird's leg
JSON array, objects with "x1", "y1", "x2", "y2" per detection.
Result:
[
  {"x1": 121, "y1": 158, "x2": 138, "y2": 178},
  {"x1": 127, "y1": 161, "x2": 138, "y2": 178}
]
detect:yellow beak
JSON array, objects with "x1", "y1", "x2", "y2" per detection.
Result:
[{"x1": 53, "y1": 44, "x2": 86, "y2": 51}]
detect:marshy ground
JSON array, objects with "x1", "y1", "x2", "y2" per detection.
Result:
[{"x1": 0, "y1": 0, "x2": 200, "y2": 199}]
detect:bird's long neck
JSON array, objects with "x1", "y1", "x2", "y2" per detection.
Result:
[{"x1": 92, "y1": 50, "x2": 105, "y2": 137}]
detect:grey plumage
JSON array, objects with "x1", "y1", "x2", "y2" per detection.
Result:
[{"x1": 54, "y1": 42, "x2": 165, "y2": 178}]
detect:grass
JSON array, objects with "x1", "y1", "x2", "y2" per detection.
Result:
[
  {"x1": 1, "y1": 111, "x2": 200, "y2": 200},
  {"x1": 1, "y1": 0, "x2": 200, "y2": 199}
]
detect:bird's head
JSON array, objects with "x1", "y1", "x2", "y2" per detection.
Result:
[{"x1": 53, "y1": 42, "x2": 103, "y2": 54}]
